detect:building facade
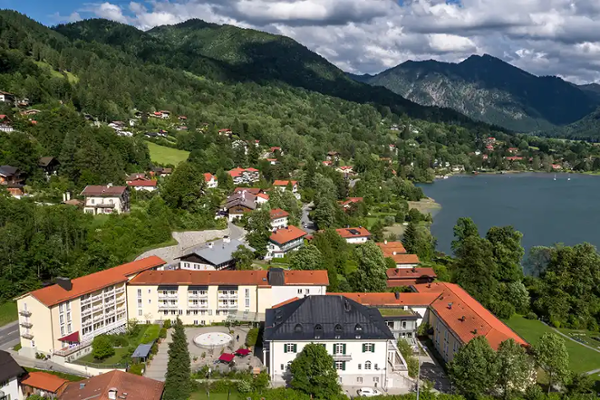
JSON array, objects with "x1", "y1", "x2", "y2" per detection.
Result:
[
  {"x1": 270, "y1": 209, "x2": 289, "y2": 230},
  {"x1": 176, "y1": 238, "x2": 254, "y2": 271},
  {"x1": 263, "y1": 296, "x2": 407, "y2": 389},
  {"x1": 15, "y1": 256, "x2": 166, "y2": 359},
  {"x1": 81, "y1": 185, "x2": 130, "y2": 215},
  {"x1": 203, "y1": 173, "x2": 218, "y2": 189},
  {"x1": 267, "y1": 226, "x2": 307, "y2": 259},
  {"x1": 336, "y1": 227, "x2": 371, "y2": 244}
]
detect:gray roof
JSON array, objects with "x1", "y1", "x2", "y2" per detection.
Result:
[
  {"x1": 0, "y1": 350, "x2": 25, "y2": 382},
  {"x1": 225, "y1": 192, "x2": 257, "y2": 210},
  {"x1": 178, "y1": 239, "x2": 255, "y2": 266},
  {"x1": 132, "y1": 342, "x2": 154, "y2": 358},
  {"x1": 264, "y1": 295, "x2": 394, "y2": 341},
  {"x1": 0, "y1": 165, "x2": 19, "y2": 177}
]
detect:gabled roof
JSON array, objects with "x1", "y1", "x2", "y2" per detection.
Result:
[
  {"x1": 264, "y1": 295, "x2": 394, "y2": 341},
  {"x1": 270, "y1": 208, "x2": 289, "y2": 220},
  {"x1": 225, "y1": 193, "x2": 257, "y2": 210},
  {"x1": 80, "y1": 185, "x2": 127, "y2": 196},
  {"x1": 38, "y1": 157, "x2": 58, "y2": 167},
  {"x1": 204, "y1": 173, "x2": 216, "y2": 182},
  {"x1": 336, "y1": 227, "x2": 371, "y2": 238},
  {"x1": 61, "y1": 370, "x2": 164, "y2": 400},
  {"x1": 273, "y1": 180, "x2": 297, "y2": 186},
  {"x1": 376, "y1": 241, "x2": 406, "y2": 255},
  {"x1": 269, "y1": 226, "x2": 307, "y2": 245},
  {"x1": 21, "y1": 371, "x2": 68, "y2": 393},
  {"x1": 27, "y1": 256, "x2": 166, "y2": 307},
  {"x1": 0, "y1": 165, "x2": 19, "y2": 177},
  {"x1": 339, "y1": 197, "x2": 363, "y2": 207},
  {"x1": 177, "y1": 238, "x2": 254, "y2": 266},
  {"x1": 328, "y1": 292, "x2": 441, "y2": 307},
  {"x1": 386, "y1": 267, "x2": 436, "y2": 279},
  {"x1": 127, "y1": 179, "x2": 157, "y2": 187},
  {"x1": 0, "y1": 350, "x2": 25, "y2": 383},
  {"x1": 233, "y1": 187, "x2": 262, "y2": 195},
  {"x1": 388, "y1": 254, "x2": 421, "y2": 265},
  {"x1": 413, "y1": 282, "x2": 527, "y2": 350}
]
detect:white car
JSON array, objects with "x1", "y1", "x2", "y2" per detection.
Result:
[{"x1": 357, "y1": 387, "x2": 380, "y2": 397}]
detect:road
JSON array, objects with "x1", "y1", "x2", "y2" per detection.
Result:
[
  {"x1": 228, "y1": 221, "x2": 246, "y2": 241},
  {"x1": 301, "y1": 202, "x2": 316, "y2": 233},
  {"x1": 0, "y1": 322, "x2": 19, "y2": 350}
]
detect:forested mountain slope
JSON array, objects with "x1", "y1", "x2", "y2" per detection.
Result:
[{"x1": 360, "y1": 54, "x2": 598, "y2": 133}]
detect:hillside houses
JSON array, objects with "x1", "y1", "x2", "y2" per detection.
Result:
[
  {"x1": 336, "y1": 227, "x2": 371, "y2": 244},
  {"x1": 204, "y1": 173, "x2": 218, "y2": 189},
  {"x1": 267, "y1": 226, "x2": 307, "y2": 259},
  {"x1": 273, "y1": 180, "x2": 298, "y2": 194},
  {"x1": 228, "y1": 167, "x2": 259, "y2": 185}
]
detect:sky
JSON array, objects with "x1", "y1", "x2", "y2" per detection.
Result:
[{"x1": 4, "y1": 0, "x2": 600, "y2": 84}]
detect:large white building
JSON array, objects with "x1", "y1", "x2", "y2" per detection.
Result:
[{"x1": 263, "y1": 295, "x2": 407, "y2": 390}]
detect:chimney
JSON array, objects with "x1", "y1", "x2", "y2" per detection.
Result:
[
  {"x1": 108, "y1": 389, "x2": 117, "y2": 400},
  {"x1": 448, "y1": 302, "x2": 453, "y2": 309},
  {"x1": 394, "y1": 292, "x2": 400, "y2": 300},
  {"x1": 107, "y1": 183, "x2": 113, "y2": 187},
  {"x1": 460, "y1": 316, "x2": 466, "y2": 322},
  {"x1": 67, "y1": 192, "x2": 71, "y2": 201},
  {"x1": 62, "y1": 193, "x2": 66, "y2": 202},
  {"x1": 392, "y1": 251, "x2": 396, "y2": 256},
  {"x1": 56, "y1": 277, "x2": 72, "y2": 291},
  {"x1": 208, "y1": 242, "x2": 213, "y2": 249}
]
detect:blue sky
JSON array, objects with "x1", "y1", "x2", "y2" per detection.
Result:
[{"x1": 1, "y1": 0, "x2": 600, "y2": 83}]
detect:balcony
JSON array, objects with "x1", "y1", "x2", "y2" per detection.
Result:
[
  {"x1": 103, "y1": 291, "x2": 115, "y2": 299},
  {"x1": 188, "y1": 303, "x2": 209, "y2": 309},
  {"x1": 115, "y1": 287, "x2": 125, "y2": 295},
  {"x1": 158, "y1": 303, "x2": 178, "y2": 310},
  {"x1": 106, "y1": 309, "x2": 116, "y2": 316},
  {"x1": 158, "y1": 293, "x2": 178, "y2": 299},
  {"x1": 21, "y1": 332, "x2": 34, "y2": 339},
  {"x1": 188, "y1": 292, "x2": 208, "y2": 299},
  {"x1": 81, "y1": 297, "x2": 91, "y2": 306},
  {"x1": 218, "y1": 293, "x2": 237, "y2": 299},
  {"x1": 91, "y1": 294, "x2": 103, "y2": 303},
  {"x1": 20, "y1": 321, "x2": 33, "y2": 328},
  {"x1": 332, "y1": 354, "x2": 352, "y2": 361},
  {"x1": 93, "y1": 314, "x2": 104, "y2": 322},
  {"x1": 115, "y1": 295, "x2": 126, "y2": 304},
  {"x1": 19, "y1": 309, "x2": 32, "y2": 317},
  {"x1": 82, "y1": 319, "x2": 92, "y2": 327},
  {"x1": 218, "y1": 303, "x2": 238, "y2": 310},
  {"x1": 105, "y1": 300, "x2": 115, "y2": 308},
  {"x1": 81, "y1": 307, "x2": 92, "y2": 316}
]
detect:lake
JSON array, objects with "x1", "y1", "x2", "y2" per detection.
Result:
[{"x1": 418, "y1": 173, "x2": 600, "y2": 256}]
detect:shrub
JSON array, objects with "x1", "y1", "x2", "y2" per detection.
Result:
[
  {"x1": 128, "y1": 363, "x2": 144, "y2": 376},
  {"x1": 384, "y1": 215, "x2": 396, "y2": 226},
  {"x1": 237, "y1": 379, "x2": 253, "y2": 393},
  {"x1": 13, "y1": 343, "x2": 21, "y2": 351},
  {"x1": 150, "y1": 343, "x2": 158, "y2": 355},
  {"x1": 110, "y1": 335, "x2": 129, "y2": 347},
  {"x1": 92, "y1": 336, "x2": 115, "y2": 360},
  {"x1": 246, "y1": 328, "x2": 259, "y2": 347},
  {"x1": 525, "y1": 311, "x2": 538, "y2": 320},
  {"x1": 163, "y1": 320, "x2": 171, "y2": 329},
  {"x1": 159, "y1": 328, "x2": 167, "y2": 339},
  {"x1": 252, "y1": 372, "x2": 270, "y2": 391}
]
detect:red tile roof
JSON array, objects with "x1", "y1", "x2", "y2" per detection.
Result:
[
  {"x1": 322, "y1": 161, "x2": 332, "y2": 165},
  {"x1": 284, "y1": 270, "x2": 328, "y2": 285},
  {"x1": 506, "y1": 156, "x2": 524, "y2": 161},
  {"x1": 204, "y1": 173, "x2": 216, "y2": 182},
  {"x1": 273, "y1": 180, "x2": 297, "y2": 187},
  {"x1": 328, "y1": 292, "x2": 441, "y2": 307},
  {"x1": 336, "y1": 227, "x2": 371, "y2": 238},
  {"x1": 256, "y1": 193, "x2": 270, "y2": 200},
  {"x1": 270, "y1": 208, "x2": 289, "y2": 219},
  {"x1": 376, "y1": 241, "x2": 406, "y2": 255},
  {"x1": 414, "y1": 282, "x2": 527, "y2": 350},
  {"x1": 386, "y1": 267, "x2": 436, "y2": 279},
  {"x1": 21, "y1": 372, "x2": 68, "y2": 393},
  {"x1": 28, "y1": 256, "x2": 166, "y2": 307},
  {"x1": 61, "y1": 370, "x2": 164, "y2": 400},
  {"x1": 339, "y1": 197, "x2": 363, "y2": 207},
  {"x1": 127, "y1": 179, "x2": 157, "y2": 187},
  {"x1": 390, "y1": 254, "x2": 421, "y2": 265},
  {"x1": 80, "y1": 185, "x2": 127, "y2": 196},
  {"x1": 270, "y1": 226, "x2": 307, "y2": 245}
]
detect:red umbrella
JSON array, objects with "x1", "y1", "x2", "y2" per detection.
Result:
[
  {"x1": 235, "y1": 348, "x2": 251, "y2": 356},
  {"x1": 219, "y1": 353, "x2": 235, "y2": 363}
]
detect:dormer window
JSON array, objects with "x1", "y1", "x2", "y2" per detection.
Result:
[
  {"x1": 294, "y1": 324, "x2": 303, "y2": 333},
  {"x1": 314, "y1": 324, "x2": 323, "y2": 339},
  {"x1": 334, "y1": 324, "x2": 343, "y2": 339},
  {"x1": 355, "y1": 324, "x2": 362, "y2": 332}
]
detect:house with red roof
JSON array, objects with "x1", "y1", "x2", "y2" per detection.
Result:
[
  {"x1": 322, "y1": 160, "x2": 332, "y2": 166},
  {"x1": 204, "y1": 173, "x2": 218, "y2": 189},
  {"x1": 273, "y1": 180, "x2": 298, "y2": 193},
  {"x1": 21, "y1": 371, "x2": 69, "y2": 398},
  {"x1": 126, "y1": 178, "x2": 158, "y2": 192},
  {"x1": 505, "y1": 156, "x2": 524, "y2": 162},
  {"x1": 335, "y1": 165, "x2": 354, "y2": 175},
  {"x1": 336, "y1": 227, "x2": 371, "y2": 244},
  {"x1": 326, "y1": 151, "x2": 340, "y2": 161},
  {"x1": 60, "y1": 370, "x2": 164, "y2": 400},
  {"x1": 507, "y1": 147, "x2": 518, "y2": 154},
  {"x1": 270, "y1": 208, "x2": 289, "y2": 230},
  {"x1": 339, "y1": 197, "x2": 363, "y2": 210},
  {"x1": 0, "y1": 114, "x2": 13, "y2": 132},
  {"x1": 228, "y1": 167, "x2": 259, "y2": 185},
  {"x1": 267, "y1": 226, "x2": 307, "y2": 259}
]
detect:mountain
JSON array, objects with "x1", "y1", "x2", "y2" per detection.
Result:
[
  {"x1": 577, "y1": 83, "x2": 600, "y2": 103},
  {"x1": 357, "y1": 54, "x2": 599, "y2": 132},
  {"x1": 345, "y1": 73, "x2": 375, "y2": 83},
  {"x1": 56, "y1": 18, "x2": 479, "y2": 126}
]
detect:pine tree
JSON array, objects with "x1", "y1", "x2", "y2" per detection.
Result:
[
  {"x1": 163, "y1": 319, "x2": 192, "y2": 400},
  {"x1": 402, "y1": 221, "x2": 417, "y2": 253}
]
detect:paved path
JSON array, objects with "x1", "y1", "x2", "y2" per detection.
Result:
[
  {"x1": 144, "y1": 330, "x2": 172, "y2": 381},
  {"x1": 300, "y1": 202, "x2": 315, "y2": 233},
  {"x1": 0, "y1": 322, "x2": 19, "y2": 350}
]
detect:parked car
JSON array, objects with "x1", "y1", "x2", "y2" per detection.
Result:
[{"x1": 357, "y1": 388, "x2": 380, "y2": 397}]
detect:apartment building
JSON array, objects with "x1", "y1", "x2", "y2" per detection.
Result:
[
  {"x1": 81, "y1": 185, "x2": 130, "y2": 215},
  {"x1": 127, "y1": 268, "x2": 328, "y2": 325},
  {"x1": 264, "y1": 295, "x2": 407, "y2": 389},
  {"x1": 15, "y1": 256, "x2": 166, "y2": 360}
]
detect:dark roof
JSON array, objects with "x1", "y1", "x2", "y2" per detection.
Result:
[
  {"x1": 132, "y1": 342, "x2": 154, "y2": 358},
  {"x1": 0, "y1": 165, "x2": 19, "y2": 177},
  {"x1": 0, "y1": 350, "x2": 25, "y2": 382},
  {"x1": 80, "y1": 185, "x2": 127, "y2": 196},
  {"x1": 264, "y1": 295, "x2": 394, "y2": 341},
  {"x1": 177, "y1": 238, "x2": 255, "y2": 266},
  {"x1": 39, "y1": 157, "x2": 59, "y2": 167}
]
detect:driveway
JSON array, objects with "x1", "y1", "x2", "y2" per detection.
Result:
[
  {"x1": 0, "y1": 322, "x2": 19, "y2": 350},
  {"x1": 301, "y1": 202, "x2": 316, "y2": 233},
  {"x1": 144, "y1": 330, "x2": 171, "y2": 381}
]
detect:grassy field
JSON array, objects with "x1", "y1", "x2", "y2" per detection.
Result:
[
  {"x1": 137, "y1": 324, "x2": 161, "y2": 344},
  {"x1": 191, "y1": 392, "x2": 240, "y2": 400},
  {"x1": 505, "y1": 315, "x2": 600, "y2": 373},
  {"x1": 145, "y1": 141, "x2": 189, "y2": 165},
  {"x1": 78, "y1": 347, "x2": 129, "y2": 365},
  {"x1": 0, "y1": 302, "x2": 17, "y2": 326}
]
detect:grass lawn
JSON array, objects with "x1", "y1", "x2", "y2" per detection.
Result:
[
  {"x1": 138, "y1": 324, "x2": 161, "y2": 344},
  {"x1": 78, "y1": 347, "x2": 129, "y2": 365},
  {"x1": 190, "y1": 392, "x2": 241, "y2": 400},
  {"x1": 0, "y1": 302, "x2": 17, "y2": 326},
  {"x1": 145, "y1": 141, "x2": 189, "y2": 165},
  {"x1": 505, "y1": 315, "x2": 600, "y2": 373}
]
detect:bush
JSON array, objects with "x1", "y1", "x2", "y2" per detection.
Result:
[
  {"x1": 384, "y1": 215, "x2": 396, "y2": 226},
  {"x1": 92, "y1": 336, "x2": 115, "y2": 360},
  {"x1": 525, "y1": 311, "x2": 538, "y2": 320},
  {"x1": 128, "y1": 363, "x2": 144, "y2": 376},
  {"x1": 246, "y1": 328, "x2": 259, "y2": 347},
  {"x1": 159, "y1": 328, "x2": 167, "y2": 339},
  {"x1": 252, "y1": 371, "x2": 270, "y2": 391},
  {"x1": 163, "y1": 320, "x2": 171, "y2": 329},
  {"x1": 237, "y1": 379, "x2": 253, "y2": 393},
  {"x1": 109, "y1": 335, "x2": 129, "y2": 347}
]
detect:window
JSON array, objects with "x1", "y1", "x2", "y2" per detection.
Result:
[
  {"x1": 284, "y1": 343, "x2": 297, "y2": 353},
  {"x1": 363, "y1": 343, "x2": 375, "y2": 352},
  {"x1": 357, "y1": 377, "x2": 363, "y2": 384},
  {"x1": 280, "y1": 364, "x2": 284, "y2": 371},
  {"x1": 179, "y1": 310, "x2": 183, "y2": 315},
  {"x1": 305, "y1": 289, "x2": 309, "y2": 294},
  {"x1": 334, "y1": 361, "x2": 345, "y2": 370},
  {"x1": 60, "y1": 326, "x2": 65, "y2": 336},
  {"x1": 373, "y1": 377, "x2": 379, "y2": 383},
  {"x1": 297, "y1": 289, "x2": 302, "y2": 294},
  {"x1": 148, "y1": 289, "x2": 151, "y2": 294},
  {"x1": 59, "y1": 315, "x2": 64, "y2": 324},
  {"x1": 194, "y1": 320, "x2": 199, "y2": 325},
  {"x1": 358, "y1": 364, "x2": 361, "y2": 370},
  {"x1": 137, "y1": 289, "x2": 142, "y2": 296},
  {"x1": 68, "y1": 323, "x2": 72, "y2": 333},
  {"x1": 365, "y1": 361, "x2": 372, "y2": 370},
  {"x1": 402, "y1": 321, "x2": 407, "y2": 329},
  {"x1": 148, "y1": 299, "x2": 151, "y2": 304},
  {"x1": 374, "y1": 363, "x2": 379, "y2": 370},
  {"x1": 314, "y1": 324, "x2": 323, "y2": 339},
  {"x1": 333, "y1": 343, "x2": 345, "y2": 354},
  {"x1": 66, "y1": 302, "x2": 71, "y2": 311},
  {"x1": 245, "y1": 289, "x2": 250, "y2": 296},
  {"x1": 245, "y1": 298, "x2": 250, "y2": 308},
  {"x1": 59, "y1": 303, "x2": 64, "y2": 313},
  {"x1": 137, "y1": 299, "x2": 142, "y2": 306},
  {"x1": 67, "y1": 312, "x2": 71, "y2": 322},
  {"x1": 294, "y1": 324, "x2": 303, "y2": 333},
  {"x1": 170, "y1": 310, "x2": 176, "y2": 315},
  {"x1": 138, "y1": 310, "x2": 143, "y2": 316}
]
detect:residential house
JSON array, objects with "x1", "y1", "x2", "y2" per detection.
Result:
[
  {"x1": 157, "y1": 111, "x2": 170, "y2": 119},
  {"x1": 413, "y1": 282, "x2": 527, "y2": 362},
  {"x1": 326, "y1": 151, "x2": 340, "y2": 161},
  {"x1": 0, "y1": 165, "x2": 24, "y2": 186},
  {"x1": 60, "y1": 370, "x2": 164, "y2": 400},
  {"x1": 81, "y1": 185, "x2": 130, "y2": 214},
  {"x1": 336, "y1": 166, "x2": 354, "y2": 175},
  {"x1": 108, "y1": 121, "x2": 125, "y2": 130},
  {"x1": 336, "y1": 227, "x2": 371, "y2": 244},
  {"x1": 267, "y1": 226, "x2": 307, "y2": 259},
  {"x1": 151, "y1": 167, "x2": 172, "y2": 177},
  {"x1": 38, "y1": 157, "x2": 60, "y2": 179},
  {"x1": 322, "y1": 160, "x2": 332, "y2": 167},
  {"x1": 233, "y1": 187, "x2": 263, "y2": 196},
  {"x1": 178, "y1": 115, "x2": 187, "y2": 121},
  {"x1": 272, "y1": 180, "x2": 298, "y2": 193},
  {"x1": 16, "y1": 98, "x2": 29, "y2": 107},
  {"x1": 505, "y1": 156, "x2": 524, "y2": 162},
  {"x1": 376, "y1": 241, "x2": 421, "y2": 269},
  {"x1": 126, "y1": 268, "x2": 328, "y2": 324},
  {"x1": 263, "y1": 295, "x2": 407, "y2": 388},
  {"x1": 508, "y1": 147, "x2": 518, "y2": 154},
  {"x1": 0, "y1": 90, "x2": 15, "y2": 103},
  {"x1": 0, "y1": 115, "x2": 13, "y2": 132},
  {"x1": 339, "y1": 197, "x2": 363, "y2": 210},
  {"x1": 126, "y1": 178, "x2": 157, "y2": 192},
  {"x1": 225, "y1": 191, "x2": 257, "y2": 221},
  {"x1": 20, "y1": 109, "x2": 40, "y2": 116},
  {"x1": 270, "y1": 208, "x2": 289, "y2": 230},
  {"x1": 389, "y1": 144, "x2": 397, "y2": 154},
  {"x1": 255, "y1": 192, "x2": 270, "y2": 205},
  {"x1": 232, "y1": 140, "x2": 249, "y2": 155},
  {"x1": 15, "y1": 256, "x2": 165, "y2": 359},
  {"x1": 270, "y1": 146, "x2": 283, "y2": 156},
  {"x1": 204, "y1": 173, "x2": 218, "y2": 189},
  {"x1": 228, "y1": 167, "x2": 260, "y2": 185},
  {"x1": 126, "y1": 173, "x2": 146, "y2": 181},
  {"x1": 0, "y1": 350, "x2": 25, "y2": 400},
  {"x1": 266, "y1": 158, "x2": 279, "y2": 165},
  {"x1": 21, "y1": 371, "x2": 68, "y2": 399},
  {"x1": 218, "y1": 128, "x2": 232, "y2": 137},
  {"x1": 380, "y1": 157, "x2": 392, "y2": 164},
  {"x1": 386, "y1": 267, "x2": 436, "y2": 288},
  {"x1": 176, "y1": 237, "x2": 254, "y2": 271}
]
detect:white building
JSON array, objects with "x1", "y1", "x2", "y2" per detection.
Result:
[
  {"x1": 81, "y1": 185, "x2": 130, "y2": 215},
  {"x1": 126, "y1": 179, "x2": 157, "y2": 192},
  {"x1": 336, "y1": 227, "x2": 371, "y2": 244},
  {"x1": 270, "y1": 208, "x2": 289, "y2": 230},
  {"x1": 228, "y1": 168, "x2": 260, "y2": 185},
  {"x1": 267, "y1": 226, "x2": 307, "y2": 259},
  {"x1": 272, "y1": 180, "x2": 298, "y2": 193},
  {"x1": 176, "y1": 237, "x2": 254, "y2": 271},
  {"x1": 0, "y1": 350, "x2": 24, "y2": 400},
  {"x1": 204, "y1": 173, "x2": 218, "y2": 189},
  {"x1": 263, "y1": 295, "x2": 407, "y2": 389}
]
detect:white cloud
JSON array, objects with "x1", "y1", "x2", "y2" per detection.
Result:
[{"x1": 76, "y1": 0, "x2": 600, "y2": 83}]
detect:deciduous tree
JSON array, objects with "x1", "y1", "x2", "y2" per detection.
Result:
[
  {"x1": 289, "y1": 343, "x2": 341, "y2": 399},
  {"x1": 534, "y1": 333, "x2": 569, "y2": 393},
  {"x1": 448, "y1": 336, "x2": 498, "y2": 399}
]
